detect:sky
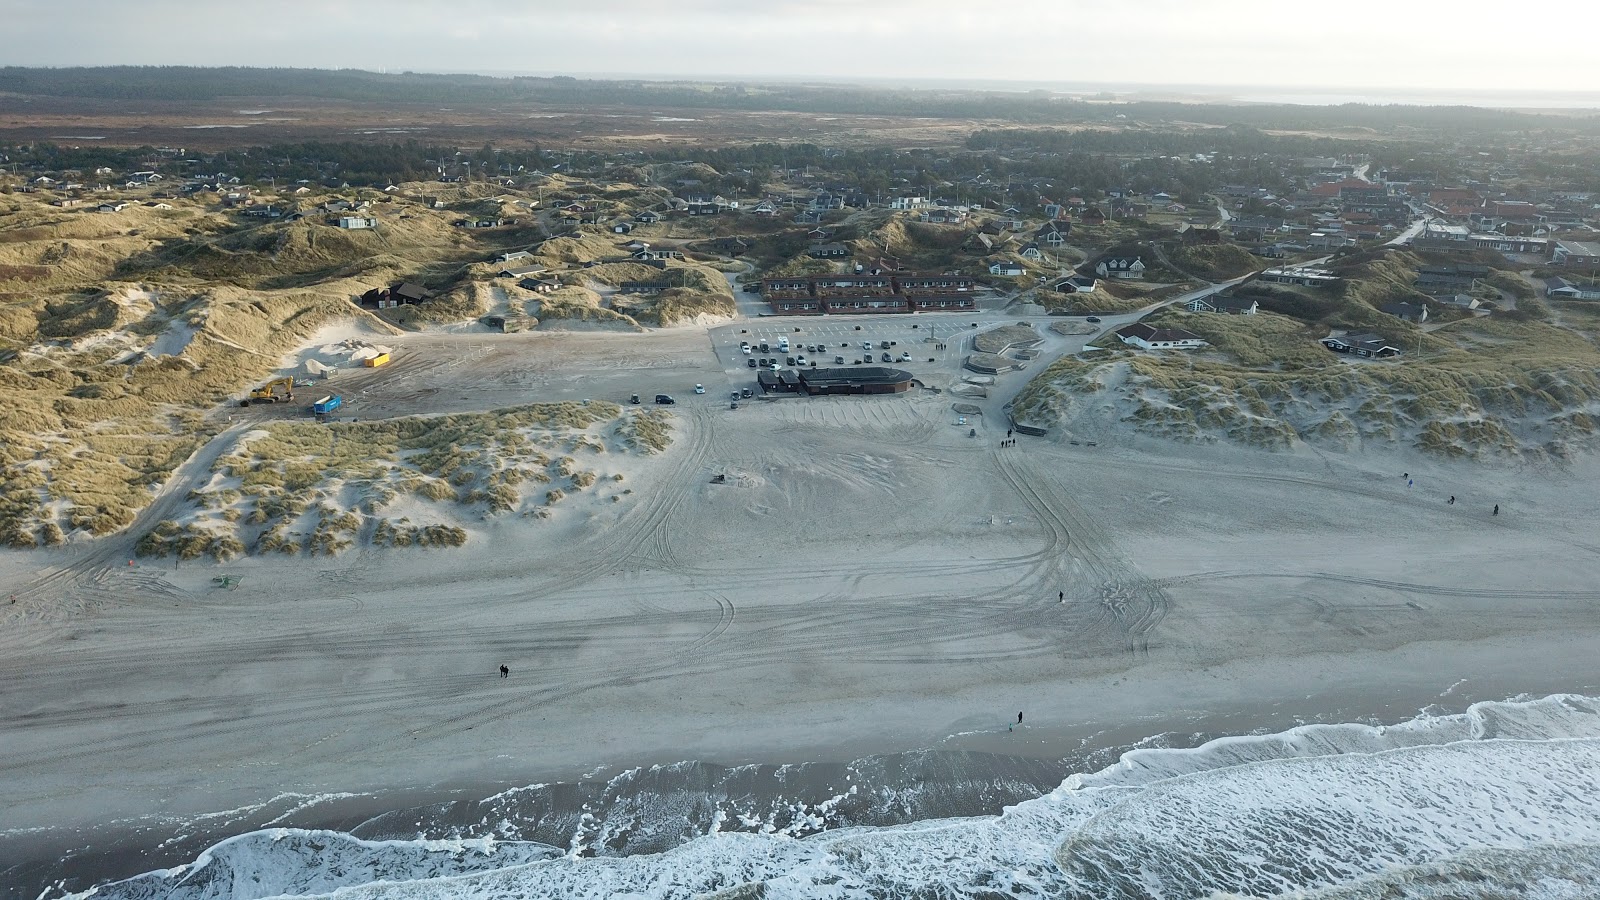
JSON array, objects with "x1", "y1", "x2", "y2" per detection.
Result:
[{"x1": 8, "y1": 0, "x2": 1598, "y2": 101}]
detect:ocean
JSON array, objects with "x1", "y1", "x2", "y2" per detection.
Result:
[{"x1": 19, "y1": 694, "x2": 1600, "y2": 899}]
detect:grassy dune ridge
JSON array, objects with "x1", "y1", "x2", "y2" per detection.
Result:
[{"x1": 135, "y1": 401, "x2": 674, "y2": 559}]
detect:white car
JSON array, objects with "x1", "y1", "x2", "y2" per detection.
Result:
[
  {"x1": 694, "y1": 384, "x2": 706, "y2": 394},
  {"x1": 741, "y1": 343, "x2": 752, "y2": 354},
  {"x1": 795, "y1": 355, "x2": 807, "y2": 366}
]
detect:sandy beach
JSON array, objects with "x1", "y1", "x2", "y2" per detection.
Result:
[{"x1": 5, "y1": 317, "x2": 1600, "y2": 894}]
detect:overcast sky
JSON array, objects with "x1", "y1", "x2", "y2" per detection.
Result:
[{"x1": 9, "y1": 0, "x2": 1597, "y2": 100}]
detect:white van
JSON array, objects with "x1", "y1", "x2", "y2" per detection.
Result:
[{"x1": 778, "y1": 337, "x2": 791, "y2": 352}]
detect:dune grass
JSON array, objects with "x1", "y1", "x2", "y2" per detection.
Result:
[{"x1": 145, "y1": 400, "x2": 667, "y2": 557}]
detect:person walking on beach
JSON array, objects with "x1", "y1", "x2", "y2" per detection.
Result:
[
  {"x1": 1017, "y1": 711, "x2": 1024, "y2": 726},
  {"x1": 1407, "y1": 479, "x2": 1413, "y2": 489},
  {"x1": 1448, "y1": 496, "x2": 1455, "y2": 505},
  {"x1": 1007, "y1": 428, "x2": 1013, "y2": 439},
  {"x1": 499, "y1": 665, "x2": 509, "y2": 678},
  {"x1": 1059, "y1": 590, "x2": 1064, "y2": 602},
  {"x1": 1493, "y1": 504, "x2": 1499, "y2": 516}
]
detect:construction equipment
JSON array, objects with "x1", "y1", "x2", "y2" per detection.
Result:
[
  {"x1": 364, "y1": 352, "x2": 391, "y2": 368},
  {"x1": 312, "y1": 394, "x2": 343, "y2": 416},
  {"x1": 241, "y1": 377, "x2": 294, "y2": 407}
]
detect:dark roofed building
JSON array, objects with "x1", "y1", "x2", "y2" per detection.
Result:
[
  {"x1": 1379, "y1": 301, "x2": 1428, "y2": 323},
  {"x1": 760, "y1": 366, "x2": 914, "y2": 395},
  {"x1": 359, "y1": 281, "x2": 430, "y2": 309},
  {"x1": 1322, "y1": 332, "x2": 1400, "y2": 358}
]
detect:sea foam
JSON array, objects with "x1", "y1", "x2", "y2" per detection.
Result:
[{"x1": 72, "y1": 694, "x2": 1600, "y2": 900}]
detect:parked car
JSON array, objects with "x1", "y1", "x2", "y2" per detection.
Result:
[
  {"x1": 730, "y1": 391, "x2": 740, "y2": 400},
  {"x1": 741, "y1": 387, "x2": 753, "y2": 398},
  {"x1": 654, "y1": 394, "x2": 675, "y2": 405},
  {"x1": 747, "y1": 358, "x2": 757, "y2": 368},
  {"x1": 742, "y1": 284, "x2": 761, "y2": 293},
  {"x1": 880, "y1": 341, "x2": 891, "y2": 349},
  {"x1": 1086, "y1": 316, "x2": 1101, "y2": 323},
  {"x1": 882, "y1": 352, "x2": 892, "y2": 362},
  {"x1": 630, "y1": 393, "x2": 641, "y2": 404},
  {"x1": 795, "y1": 355, "x2": 807, "y2": 366},
  {"x1": 785, "y1": 356, "x2": 796, "y2": 366},
  {"x1": 835, "y1": 355, "x2": 845, "y2": 364},
  {"x1": 694, "y1": 384, "x2": 705, "y2": 394},
  {"x1": 899, "y1": 352, "x2": 911, "y2": 362}
]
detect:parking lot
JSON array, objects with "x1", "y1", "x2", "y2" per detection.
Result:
[{"x1": 708, "y1": 315, "x2": 1015, "y2": 390}]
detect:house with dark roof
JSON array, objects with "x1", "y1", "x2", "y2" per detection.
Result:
[
  {"x1": 1322, "y1": 333, "x2": 1400, "y2": 358},
  {"x1": 1052, "y1": 275, "x2": 1099, "y2": 294},
  {"x1": 1546, "y1": 277, "x2": 1600, "y2": 301},
  {"x1": 1115, "y1": 322, "x2": 1206, "y2": 350},
  {"x1": 1186, "y1": 296, "x2": 1259, "y2": 315},
  {"x1": 1095, "y1": 256, "x2": 1146, "y2": 280},
  {"x1": 809, "y1": 242, "x2": 851, "y2": 259},
  {"x1": 359, "y1": 282, "x2": 429, "y2": 309},
  {"x1": 1379, "y1": 301, "x2": 1428, "y2": 323},
  {"x1": 1035, "y1": 220, "x2": 1073, "y2": 246}
]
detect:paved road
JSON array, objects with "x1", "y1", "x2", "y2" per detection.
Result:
[{"x1": 1387, "y1": 217, "x2": 1431, "y2": 247}]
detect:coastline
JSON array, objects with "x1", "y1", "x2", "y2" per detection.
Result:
[
  {"x1": 6, "y1": 398, "x2": 1600, "y2": 897},
  {"x1": 8, "y1": 633, "x2": 1600, "y2": 897}
]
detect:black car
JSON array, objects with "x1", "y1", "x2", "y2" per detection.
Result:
[
  {"x1": 1086, "y1": 316, "x2": 1102, "y2": 323},
  {"x1": 742, "y1": 284, "x2": 761, "y2": 293},
  {"x1": 741, "y1": 387, "x2": 753, "y2": 398},
  {"x1": 630, "y1": 393, "x2": 641, "y2": 404},
  {"x1": 785, "y1": 357, "x2": 796, "y2": 366},
  {"x1": 881, "y1": 352, "x2": 892, "y2": 362},
  {"x1": 655, "y1": 394, "x2": 675, "y2": 405},
  {"x1": 747, "y1": 358, "x2": 757, "y2": 368}
]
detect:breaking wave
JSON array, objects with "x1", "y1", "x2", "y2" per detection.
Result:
[{"x1": 69, "y1": 694, "x2": 1600, "y2": 899}]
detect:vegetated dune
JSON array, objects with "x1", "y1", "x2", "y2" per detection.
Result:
[
  {"x1": 1013, "y1": 308, "x2": 1600, "y2": 459},
  {"x1": 0, "y1": 270, "x2": 392, "y2": 547},
  {"x1": 1170, "y1": 243, "x2": 1262, "y2": 280},
  {"x1": 135, "y1": 401, "x2": 671, "y2": 559}
]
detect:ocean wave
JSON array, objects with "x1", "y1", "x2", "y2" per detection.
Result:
[{"x1": 74, "y1": 694, "x2": 1600, "y2": 900}]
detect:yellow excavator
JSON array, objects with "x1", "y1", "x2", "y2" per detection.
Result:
[{"x1": 241, "y1": 376, "x2": 294, "y2": 407}]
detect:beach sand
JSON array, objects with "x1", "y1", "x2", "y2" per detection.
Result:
[{"x1": 4, "y1": 334, "x2": 1600, "y2": 892}]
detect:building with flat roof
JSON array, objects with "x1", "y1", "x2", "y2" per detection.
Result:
[{"x1": 758, "y1": 366, "x2": 914, "y2": 395}]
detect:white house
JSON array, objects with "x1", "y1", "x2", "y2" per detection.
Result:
[
  {"x1": 890, "y1": 196, "x2": 932, "y2": 210},
  {"x1": 1095, "y1": 256, "x2": 1146, "y2": 279},
  {"x1": 989, "y1": 260, "x2": 1026, "y2": 276},
  {"x1": 338, "y1": 216, "x2": 377, "y2": 229},
  {"x1": 1115, "y1": 322, "x2": 1206, "y2": 350}
]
